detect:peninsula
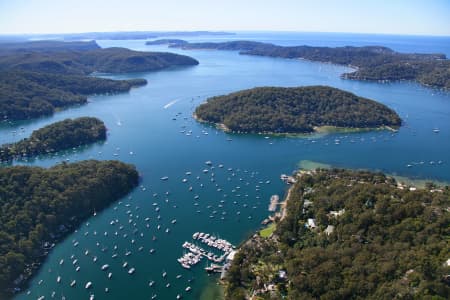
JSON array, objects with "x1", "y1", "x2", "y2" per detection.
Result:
[
  {"x1": 0, "y1": 41, "x2": 199, "y2": 121},
  {"x1": 149, "y1": 39, "x2": 450, "y2": 89},
  {"x1": 0, "y1": 71, "x2": 146, "y2": 121},
  {"x1": 194, "y1": 86, "x2": 401, "y2": 134},
  {"x1": 0, "y1": 160, "x2": 139, "y2": 298},
  {"x1": 224, "y1": 169, "x2": 450, "y2": 299},
  {"x1": 0, "y1": 117, "x2": 106, "y2": 162}
]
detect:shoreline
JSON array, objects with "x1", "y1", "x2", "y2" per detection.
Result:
[
  {"x1": 193, "y1": 113, "x2": 399, "y2": 136},
  {"x1": 298, "y1": 159, "x2": 450, "y2": 188}
]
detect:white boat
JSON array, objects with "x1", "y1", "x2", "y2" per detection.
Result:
[
  {"x1": 162, "y1": 271, "x2": 167, "y2": 278},
  {"x1": 185, "y1": 286, "x2": 191, "y2": 292},
  {"x1": 122, "y1": 262, "x2": 128, "y2": 268},
  {"x1": 70, "y1": 280, "x2": 76, "y2": 287},
  {"x1": 149, "y1": 280, "x2": 155, "y2": 287},
  {"x1": 160, "y1": 176, "x2": 169, "y2": 181},
  {"x1": 85, "y1": 282, "x2": 92, "y2": 289},
  {"x1": 101, "y1": 264, "x2": 109, "y2": 271},
  {"x1": 75, "y1": 266, "x2": 80, "y2": 272},
  {"x1": 56, "y1": 276, "x2": 61, "y2": 283},
  {"x1": 108, "y1": 272, "x2": 112, "y2": 279},
  {"x1": 128, "y1": 267, "x2": 135, "y2": 274}
]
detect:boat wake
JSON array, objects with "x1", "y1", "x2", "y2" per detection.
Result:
[{"x1": 163, "y1": 99, "x2": 179, "y2": 109}]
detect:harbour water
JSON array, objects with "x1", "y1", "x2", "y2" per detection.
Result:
[{"x1": 2, "y1": 32, "x2": 449, "y2": 300}]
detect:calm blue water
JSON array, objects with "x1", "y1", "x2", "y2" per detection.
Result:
[{"x1": 3, "y1": 32, "x2": 449, "y2": 300}]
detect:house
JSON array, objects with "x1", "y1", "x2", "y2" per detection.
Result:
[{"x1": 306, "y1": 218, "x2": 317, "y2": 229}]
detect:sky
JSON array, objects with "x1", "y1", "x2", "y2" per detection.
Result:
[{"x1": 0, "y1": 0, "x2": 449, "y2": 36}]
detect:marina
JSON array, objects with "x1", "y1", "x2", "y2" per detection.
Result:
[{"x1": 177, "y1": 233, "x2": 235, "y2": 275}]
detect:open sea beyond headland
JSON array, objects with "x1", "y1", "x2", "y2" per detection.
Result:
[{"x1": 2, "y1": 32, "x2": 449, "y2": 300}]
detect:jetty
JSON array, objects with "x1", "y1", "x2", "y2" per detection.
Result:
[{"x1": 268, "y1": 195, "x2": 279, "y2": 211}]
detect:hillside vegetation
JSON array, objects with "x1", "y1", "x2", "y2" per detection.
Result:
[{"x1": 0, "y1": 71, "x2": 146, "y2": 120}]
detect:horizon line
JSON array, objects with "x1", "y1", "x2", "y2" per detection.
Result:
[{"x1": 0, "y1": 29, "x2": 449, "y2": 38}]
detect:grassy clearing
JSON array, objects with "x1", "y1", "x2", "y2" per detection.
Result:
[{"x1": 259, "y1": 223, "x2": 276, "y2": 238}]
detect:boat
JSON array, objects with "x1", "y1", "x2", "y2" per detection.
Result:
[
  {"x1": 162, "y1": 271, "x2": 167, "y2": 278},
  {"x1": 171, "y1": 219, "x2": 177, "y2": 224},
  {"x1": 59, "y1": 259, "x2": 64, "y2": 265},
  {"x1": 89, "y1": 294, "x2": 95, "y2": 300},
  {"x1": 101, "y1": 264, "x2": 109, "y2": 271},
  {"x1": 75, "y1": 266, "x2": 80, "y2": 272},
  {"x1": 56, "y1": 276, "x2": 61, "y2": 283},
  {"x1": 433, "y1": 128, "x2": 440, "y2": 133},
  {"x1": 185, "y1": 286, "x2": 191, "y2": 292},
  {"x1": 85, "y1": 282, "x2": 92, "y2": 289},
  {"x1": 122, "y1": 262, "x2": 128, "y2": 268},
  {"x1": 70, "y1": 280, "x2": 76, "y2": 287},
  {"x1": 149, "y1": 280, "x2": 155, "y2": 287},
  {"x1": 128, "y1": 267, "x2": 135, "y2": 274},
  {"x1": 160, "y1": 176, "x2": 169, "y2": 181},
  {"x1": 108, "y1": 272, "x2": 112, "y2": 279}
]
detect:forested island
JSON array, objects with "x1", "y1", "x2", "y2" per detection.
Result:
[
  {"x1": 0, "y1": 160, "x2": 139, "y2": 297},
  {"x1": 0, "y1": 117, "x2": 106, "y2": 162},
  {"x1": 150, "y1": 39, "x2": 450, "y2": 89},
  {"x1": 194, "y1": 86, "x2": 401, "y2": 133},
  {"x1": 224, "y1": 169, "x2": 450, "y2": 299},
  {"x1": 0, "y1": 41, "x2": 199, "y2": 121}
]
